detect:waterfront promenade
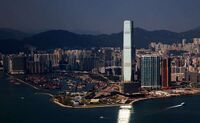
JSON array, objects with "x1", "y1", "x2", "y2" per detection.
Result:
[{"x1": 10, "y1": 75, "x2": 200, "y2": 109}]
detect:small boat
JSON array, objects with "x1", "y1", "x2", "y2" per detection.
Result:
[
  {"x1": 21, "y1": 97, "x2": 25, "y2": 100},
  {"x1": 99, "y1": 116, "x2": 104, "y2": 119},
  {"x1": 166, "y1": 102, "x2": 185, "y2": 110}
]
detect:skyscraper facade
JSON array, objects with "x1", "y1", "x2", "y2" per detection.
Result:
[
  {"x1": 161, "y1": 57, "x2": 171, "y2": 88},
  {"x1": 123, "y1": 20, "x2": 134, "y2": 83},
  {"x1": 141, "y1": 55, "x2": 161, "y2": 89}
]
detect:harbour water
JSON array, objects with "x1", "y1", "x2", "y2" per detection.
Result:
[{"x1": 1, "y1": 73, "x2": 200, "y2": 123}]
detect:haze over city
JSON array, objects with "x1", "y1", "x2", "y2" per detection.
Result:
[{"x1": 1, "y1": 0, "x2": 200, "y2": 33}]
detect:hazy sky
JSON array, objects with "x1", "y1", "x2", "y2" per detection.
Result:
[{"x1": 0, "y1": 0, "x2": 200, "y2": 34}]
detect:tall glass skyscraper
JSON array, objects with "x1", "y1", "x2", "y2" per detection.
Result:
[
  {"x1": 141, "y1": 55, "x2": 161, "y2": 89},
  {"x1": 123, "y1": 20, "x2": 134, "y2": 83}
]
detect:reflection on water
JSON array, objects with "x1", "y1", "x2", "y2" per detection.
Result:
[{"x1": 117, "y1": 105, "x2": 132, "y2": 123}]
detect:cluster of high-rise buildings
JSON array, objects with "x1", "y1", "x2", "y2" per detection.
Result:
[
  {"x1": 60, "y1": 47, "x2": 122, "y2": 75},
  {"x1": 2, "y1": 48, "x2": 122, "y2": 76},
  {"x1": 122, "y1": 20, "x2": 200, "y2": 92},
  {"x1": 150, "y1": 38, "x2": 200, "y2": 54},
  {"x1": 3, "y1": 52, "x2": 60, "y2": 74},
  {"x1": 1, "y1": 20, "x2": 200, "y2": 94},
  {"x1": 148, "y1": 37, "x2": 200, "y2": 86},
  {"x1": 135, "y1": 54, "x2": 171, "y2": 89},
  {"x1": 121, "y1": 20, "x2": 171, "y2": 92}
]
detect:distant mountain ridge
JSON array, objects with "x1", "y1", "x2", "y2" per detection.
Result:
[
  {"x1": 0, "y1": 28, "x2": 29, "y2": 40},
  {"x1": 0, "y1": 27, "x2": 200, "y2": 53}
]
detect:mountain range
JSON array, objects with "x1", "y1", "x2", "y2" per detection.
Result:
[{"x1": 1, "y1": 27, "x2": 200, "y2": 53}]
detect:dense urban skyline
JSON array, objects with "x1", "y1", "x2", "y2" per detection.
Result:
[
  {"x1": 1, "y1": 1, "x2": 200, "y2": 123},
  {"x1": 1, "y1": 0, "x2": 200, "y2": 34}
]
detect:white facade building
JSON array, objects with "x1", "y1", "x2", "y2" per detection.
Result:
[{"x1": 123, "y1": 20, "x2": 134, "y2": 82}]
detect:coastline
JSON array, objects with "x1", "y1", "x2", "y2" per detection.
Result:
[
  {"x1": 8, "y1": 75, "x2": 200, "y2": 109},
  {"x1": 9, "y1": 75, "x2": 123, "y2": 109},
  {"x1": 15, "y1": 78, "x2": 39, "y2": 90},
  {"x1": 129, "y1": 92, "x2": 200, "y2": 106},
  {"x1": 7, "y1": 74, "x2": 39, "y2": 90},
  {"x1": 35, "y1": 92, "x2": 54, "y2": 97},
  {"x1": 52, "y1": 98, "x2": 123, "y2": 109},
  {"x1": 51, "y1": 91, "x2": 200, "y2": 109}
]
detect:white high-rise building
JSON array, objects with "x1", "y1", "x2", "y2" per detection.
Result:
[{"x1": 123, "y1": 20, "x2": 134, "y2": 82}]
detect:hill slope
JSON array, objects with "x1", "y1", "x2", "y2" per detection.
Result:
[{"x1": 1, "y1": 27, "x2": 200, "y2": 53}]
